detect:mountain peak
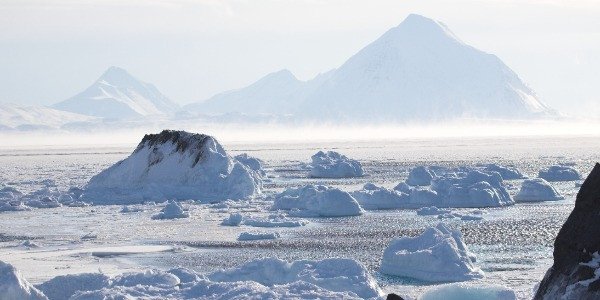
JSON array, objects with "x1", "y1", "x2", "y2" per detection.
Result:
[
  {"x1": 264, "y1": 69, "x2": 298, "y2": 82},
  {"x1": 98, "y1": 66, "x2": 137, "y2": 84},
  {"x1": 387, "y1": 14, "x2": 462, "y2": 44}
]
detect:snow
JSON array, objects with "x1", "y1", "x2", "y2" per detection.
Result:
[
  {"x1": 514, "y1": 178, "x2": 564, "y2": 202},
  {"x1": 308, "y1": 151, "x2": 364, "y2": 178},
  {"x1": 52, "y1": 66, "x2": 179, "y2": 119},
  {"x1": 273, "y1": 185, "x2": 363, "y2": 217},
  {"x1": 151, "y1": 200, "x2": 189, "y2": 220},
  {"x1": 406, "y1": 166, "x2": 434, "y2": 186},
  {"x1": 417, "y1": 206, "x2": 452, "y2": 216},
  {"x1": 538, "y1": 165, "x2": 581, "y2": 182},
  {"x1": 420, "y1": 283, "x2": 517, "y2": 300},
  {"x1": 351, "y1": 183, "x2": 408, "y2": 210},
  {"x1": 483, "y1": 164, "x2": 526, "y2": 180},
  {"x1": 0, "y1": 103, "x2": 97, "y2": 130},
  {"x1": 238, "y1": 232, "x2": 280, "y2": 241},
  {"x1": 82, "y1": 130, "x2": 261, "y2": 204},
  {"x1": 0, "y1": 260, "x2": 47, "y2": 300},
  {"x1": 562, "y1": 252, "x2": 600, "y2": 298},
  {"x1": 380, "y1": 223, "x2": 484, "y2": 282}
]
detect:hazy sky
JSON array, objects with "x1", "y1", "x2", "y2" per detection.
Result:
[{"x1": 1, "y1": 0, "x2": 599, "y2": 117}]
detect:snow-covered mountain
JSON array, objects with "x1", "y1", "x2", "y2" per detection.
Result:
[
  {"x1": 53, "y1": 67, "x2": 179, "y2": 119},
  {"x1": 183, "y1": 14, "x2": 554, "y2": 122},
  {"x1": 0, "y1": 103, "x2": 97, "y2": 130}
]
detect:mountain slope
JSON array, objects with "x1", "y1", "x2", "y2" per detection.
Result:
[
  {"x1": 53, "y1": 67, "x2": 179, "y2": 119},
  {"x1": 0, "y1": 103, "x2": 97, "y2": 130}
]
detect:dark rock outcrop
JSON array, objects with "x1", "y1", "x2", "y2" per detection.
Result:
[{"x1": 535, "y1": 163, "x2": 600, "y2": 299}]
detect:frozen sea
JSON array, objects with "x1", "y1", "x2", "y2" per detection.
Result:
[{"x1": 1, "y1": 135, "x2": 599, "y2": 299}]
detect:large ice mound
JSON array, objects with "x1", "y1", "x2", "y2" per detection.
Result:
[
  {"x1": 380, "y1": 223, "x2": 483, "y2": 282},
  {"x1": 483, "y1": 164, "x2": 526, "y2": 180},
  {"x1": 0, "y1": 260, "x2": 47, "y2": 300},
  {"x1": 538, "y1": 165, "x2": 581, "y2": 182},
  {"x1": 273, "y1": 185, "x2": 363, "y2": 217},
  {"x1": 420, "y1": 283, "x2": 516, "y2": 300},
  {"x1": 426, "y1": 170, "x2": 513, "y2": 208},
  {"x1": 82, "y1": 130, "x2": 261, "y2": 204},
  {"x1": 351, "y1": 183, "x2": 408, "y2": 210},
  {"x1": 514, "y1": 178, "x2": 564, "y2": 202},
  {"x1": 309, "y1": 151, "x2": 364, "y2": 178}
]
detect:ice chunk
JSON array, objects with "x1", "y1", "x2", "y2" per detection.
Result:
[
  {"x1": 235, "y1": 153, "x2": 266, "y2": 177},
  {"x1": 351, "y1": 183, "x2": 408, "y2": 210},
  {"x1": 0, "y1": 260, "x2": 48, "y2": 300},
  {"x1": 25, "y1": 197, "x2": 61, "y2": 209},
  {"x1": 429, "y1": 170, "x2": 513, "y2": 208},
  {"x1": 221, "y1": 213, "x2": 244, "y2": 226},
  {"x1": 151, "y1": 200, "x2": 189, "y2": 220},
  {"x1": 112, "y1": 269, "x2": 180, "y2": 287},
  {"x1": 406, "y1": 166, "x2": 434, "y2": 186},
  {"x1": 36, "y1": 273, "x2": 110, "y2": 300},
  {"x1": 82, "y1": 130, "x2": 261, "y2": 204},
  {"x1": 416, "y1": 206, "x2": 451, "y2": 216},
  {"x1": 484, "y1": 164, "x2": 526, "y2": 180},
  {"x1": 538, "y1": 165, "x2": 581, "y2": 182},
  {"x1": 309, "y1": 151, "x2": 364, "y2": 178},
  {"x1": 514, "y1": 178, "x2": 564, "y2": 202},
  {"x1": 243, "y1": 214, "x2": 309, "y2": 228},
  {"x1": 208, "y1": 258, "x2": 381, "y2": 299},
  {"x1": 273, "y1": 185, "x2": 363, "y2": 217},
  {"x1": 380, "y1": 223, "x2": 483, "y2": 282},
  {"x1": 238, "y1": 232, "x2": 280, "y2": 241},
  {"x1": 420, "y1": 283, "x2": 516, "y2": 300}
]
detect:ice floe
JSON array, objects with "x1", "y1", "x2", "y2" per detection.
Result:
[
  {"x1": 273, "y1": 185, "x2": 363, "y2": 217},
  {"x1": 538, "y1": 165, "x2": 581, "y2": 182},
  {"x1": 406, "y1": 166, "x2": 435, "y2": 186},
  {"x1": 514, "y1": 178, "x2": 564, "y2": 202},
  {"x1": 151, "y1": 200, "x2": 189, "y2": 220},
  {"x1": 308, "y1": 151, "x2": 364, "y2": 178},
  {"x1": 221, "y1": 213, "x2": 308, "y2": 228},
  {"x1": 380, "y1": 223, "x2": 483, "y2": 282},
  {"x1": 82, "y1": 130, "x2": 261, "y2": 204},
  {"x1": 238, "y1": 232, "x2": 280, "y2": 241},
  {"x1": 420, "y1": 283, "x2": 516, "y2": 300}
]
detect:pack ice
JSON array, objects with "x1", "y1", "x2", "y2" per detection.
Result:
[
  {"x1": 538, "y1": 165, "x2": 581, "y2": 182},
  {"x1": 514, "y1": 178, "x2": 564, "y2": 202},
  {"x1": 82, "y1": 130, "x2": 261, "y2": 204},
  {"x1": 273, "y1": 185, "x2": 363, "y2": 217},
  {"x1": 380, "y1": 223, "x2": 483, "y2": 282},
  {"x1": 309, "y1": 151, "x2": 364, "y2": 178}
]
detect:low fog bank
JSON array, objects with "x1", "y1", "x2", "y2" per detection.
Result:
[{"x1": 2, "y1": 119, "x2": 599, "y2": 149}]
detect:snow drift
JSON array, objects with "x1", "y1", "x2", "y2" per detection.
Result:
[
  {"x1": 380, "y1": 223, "x2": 483, "y2": 282},
  {"x1": 82, "y1": 130, "x2": 261, "y2": 204}
]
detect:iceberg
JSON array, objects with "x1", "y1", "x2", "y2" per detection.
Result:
[
  {"x1": 243, "y1": 214, "x2": 309, "y2": 228},
  {"x1": 428, "y1": 170, "x2": 513, "y2": 208},
  {"x1": 308, "y1": 151, "x2": 364, "y2": 178},
  {"x1": 151, "y1": 200, "x2": 189, "y2": 220},
  {"x1": 406, "y1": 166, "x2": 434, "y2": 186},
  {"x1": 221, "y1": 213, "x2": 244, "y2": 226},
  {"x1": 351, "y1": 183, "x2": 408, "y2": 210},
  {"x1": 538, "y1": 165, "x2": 581, "y2": 182},
  {"x1": 238, "y1": 232, "x2": 280, "y2": 241},
  {"x1": 234, "y1": 153, "x2": 266, "y2": 177},
  {"x1": 0, "y1": 260, "x2": 47, "y2": 300},
  {"x1": 273, "y1": 185, "x2": 363, "y2": 217},
  {"x1": 483, "y1": 164, "x2": 526, "y2": 180},
  {"x1": 420, "y1": 283, "x2": 516, "y2": 300},
  {"x1": 380, "y1": 223, "x2": 483, "y2": 282},
  {"x1": 82, "y1": 130, "x2": 261, "y2": 204},
  {"x1": 416, "y1": 206, "x2": 452, "y2": 216},
  {"x1": 514, "y1": 178, "x2": 564, "y2": 202}
]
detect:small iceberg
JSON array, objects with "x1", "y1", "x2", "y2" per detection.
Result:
[
  {"x1": 351, "y1": 183, "x2": 408, "y2": 210},
  {"x1": 420, "y1": 283, "x2": 516, "y2": 300},
  {"x1": 221, "y1": 213, "x2": 244, "y2": 226},
  {"x1": 237, "y1": 232, "x2": 280, "y2": 241},
  {"x1": 309, "y1": 151, "x2": 364, "y2": 178},
  {"x1": 273, "y1": 185, "x2": 363, "y2": 217},
  {"x1": 380, "y1": 223, "x2": 483, "y2": 282},
  {"x1": 151, "y1": 200, "x2": 189, "y2": 220},
  {"x1": 416, "y1": 206, "x2": 452, "y2": 216},
  {"x1": 538, "y1": 165, "x2": 581, "y2": 182},
  {"x1": 483, "y1": 164, "x2": 525, "y2": 180},
  {"x1": 514, "y1": 178, "x2": 564, "y2": 202},
  {"x1": 406, "y1": 166, "x2": 434, "y2": 186},
  {"x1": 243, "y1": 214, "x2": 309, "y2": 228}
]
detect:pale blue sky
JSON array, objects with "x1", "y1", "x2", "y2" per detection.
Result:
[{"x1": 1, "y1": 0, "x2": 599, "y2": 116}]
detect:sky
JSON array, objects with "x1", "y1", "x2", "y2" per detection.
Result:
[{"x1": 0, "y1": 0, "x2": 599, "y2": 117}]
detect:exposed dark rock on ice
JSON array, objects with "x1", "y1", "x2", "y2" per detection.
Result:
[{"x1": 534, "y1": 163, "x2": 600, "y2": 299}]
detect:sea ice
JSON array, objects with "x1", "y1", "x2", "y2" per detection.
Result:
[
  {"x1": 538, "y1": 165, "x2": 581, "y2": 182},
  {"x1": 483, "y1": 164, "x2": 526, "y2": 180},
  {"x1": 0, "y1": 260, "x2": 47, "y2": 300},
  {"x1": 351, "y1": 183, "x2": 408, "y2": 210},
  {"x1": 308, "y1": 151, "x2": 364, "y2": 178},
  {"x1": 420, "y1": 283, "x2": 516, "y2": 300},
  {"x1": 243, "y1": 214, "x2": 309, "y2": 228},
  {"x1": 273, "y1": 185, "x2": 363, "y2": 217},
  {"x1": 406, "y1": 166, "x2": 434, "y2": 186},
  {"x1": 238, "y1": 232, "x2": 280, "y2": 241},
  {"x1": 514, "y1": 178, "x2": 564, "y2": 202},
  {"x1": 416, "y1": 206, "x2": 451, "y2": 216},
  {"x1": 151, "y1": 200, "x2": 189, "y2": 220},
  {"x1": 380, "y1": 223, "x2": 483, "y2": 282},
  {"x1": 82, "y1": 130, "x2": 261, "y2": 204}
]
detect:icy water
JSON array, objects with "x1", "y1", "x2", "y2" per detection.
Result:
[{"x1": 1, "y1": 135, "x2": 599, "y2": 299}]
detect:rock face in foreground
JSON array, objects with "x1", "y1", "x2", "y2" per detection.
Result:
[
  {"x1": 83, "y1": 130, "x2": 261, "y2": 204},
  {"x1": 535, "y1": 163, "x2": 600, "y2": 299}
]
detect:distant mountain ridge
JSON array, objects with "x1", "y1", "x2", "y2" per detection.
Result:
[
  {"x1": 183, "y1": 14, "x2": 555, "y2": 122},
  {"x1": 0, "y1": 103, "x2": 97, "y2": 130},
  {"x1": 53, "y1": 67, "x2": 179, "y2": 119}
]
